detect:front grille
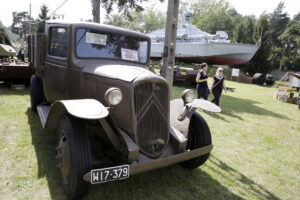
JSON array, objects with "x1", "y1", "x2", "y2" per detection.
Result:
[{"x1": 134, "y1": 82, "x2": 169, "y2": 157}]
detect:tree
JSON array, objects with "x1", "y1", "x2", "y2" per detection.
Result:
[
  {"x1": 236, "y1": 14, "x2": 273, "y2": 75},
  {"x1": 0, "y1": 20, "x2": 19, "y2": 42},
  {"x1": 269, "y1": 1, "x2": 289, "y2": 46},
  {"x1": 190, "y1": 0, "x2": 242, "y2": 38},
  {"x1": 104, "y1": 8, "x2": 165, "y2": 33},
  {"x1": 233, "y1": 16, "x2": 256, "y2": 44},
  {"x1": 234, "y1": 22, "x2": 246, "y2": 43},
  {"x1": 0, "y1": 28, "x2": 12, "y2": 45},
  {"x1": 38, "y1": 4, "x2": 50, "y2": 21},
  {"x1": 278, "y1": 12, "x2": 300, "y2": 71},
  {"x1": 37, "y1": 4, "x2": 50, "y2": 33},
  {"x1": 11, "y1": 11, "x2": 32, "y2": 38},
  {"x1": 91, "y1": 0, "x2": 164, "y2": 23},
  {"x1": 268, "y1": 1, "x2": 290, "y2": 70}
]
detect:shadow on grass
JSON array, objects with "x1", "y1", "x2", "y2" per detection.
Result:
[
  {"x1": 26, "y1": 108, "x2": 281, "y2": 200},
  {"x1": 173, "y1": 85, "x2": 289, "y2": 121},
  {"x1": 219, "y1": 95, "x2": 290, "y2": 121},
  {"x1": 0, "y1": 83, "x2": 29, "y2": 96},
  {"x1": 26, "y1": 108, "x2": 66, "y2": 199},
  {"x1": 209, "y1": 155, "x2": 280, "y2": 200},
  {"x1": 204, "y1": 111, "x2": 230, "y2": 122}
]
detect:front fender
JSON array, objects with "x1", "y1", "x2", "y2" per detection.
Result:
[
  {"x1": 170, "y1": 99, "x2": 192, "y2": 138},
  {"x1": 45, "y1": 99, "x2": 109, "y2": 130},
  {"x1": 170, "y1": 98, "x2": 220, "y2": 137}
]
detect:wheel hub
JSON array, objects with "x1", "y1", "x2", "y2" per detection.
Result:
[{"x1": 56, "y1": 133, "x2": 70, "y2": 182}]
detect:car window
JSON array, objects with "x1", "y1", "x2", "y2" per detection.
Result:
[
  {"x1": 75, "y1": 28, "x2": 148, "y2": 64},
  {"x1": 49, "y1": 27, "x2": 68, "y2": 58}
]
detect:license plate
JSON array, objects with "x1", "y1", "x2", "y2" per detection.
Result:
[{"x1": 90, "y1": 165, "x2": 129, "y2": 184}]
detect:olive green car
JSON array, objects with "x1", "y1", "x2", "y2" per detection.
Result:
[{"x1": 28, "y1": 21, "x2": 214, "y2": 199}]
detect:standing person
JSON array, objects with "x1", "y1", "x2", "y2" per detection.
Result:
[
  {"x1": 196, "y1": 63, "x2": 209, "y2": 100},
  {"x1": 210, "y1": 67, "x2": 226, "y2": 106}
]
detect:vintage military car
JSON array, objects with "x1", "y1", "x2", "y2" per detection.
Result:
[
  {"x1": 173, "y1": 66, "x2": 198, "y2": 86},
  {"x1": 28, "y1": 21, "x2": 217, "y2": 199}
]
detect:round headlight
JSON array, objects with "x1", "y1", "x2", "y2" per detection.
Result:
[
  {"x1": 182, "y1": 89, "x2": 195, "y2": 104},
  {"x1": 105, "y1": 88, "x2": 123, "y2": 106}
]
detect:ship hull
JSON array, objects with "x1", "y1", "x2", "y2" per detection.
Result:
[{"x1": 150, "y1": 42, "x2": 259, "y2": 65}]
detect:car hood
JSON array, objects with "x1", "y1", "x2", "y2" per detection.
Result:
[{"x1": 83, "y1": 65, "x2": 158, "y2": 82}]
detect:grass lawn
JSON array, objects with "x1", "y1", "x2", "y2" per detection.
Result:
[{"x1": 0, "y1": 80, "x2": 299, "y2": 200}]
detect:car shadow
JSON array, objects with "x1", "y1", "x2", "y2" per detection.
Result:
[
  {"x1": 26, "y1": 108, "x2": 67, "y2": 199},
  {"x1": 27, "y1": 108, "x2": 281, "y2": 200}
]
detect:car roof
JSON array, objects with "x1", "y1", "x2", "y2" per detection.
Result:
[{"x1": 45, "y1": 20, "x2": 149, "y2": 39}]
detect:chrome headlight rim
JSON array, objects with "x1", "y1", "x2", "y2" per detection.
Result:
[
  {"x1": 105, "y1": 87, "x2": 123, "y2": 106},
  {"x1": 182, "y1": 89, "x2": 195, "y2": 104}
]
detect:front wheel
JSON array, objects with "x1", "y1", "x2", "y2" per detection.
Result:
[
  {"x1": 56, "y1": 116, "x2": 92, "y2": 200},
  {"x1": 181, "y1": 112, "x2": 212, "y2": 169}
]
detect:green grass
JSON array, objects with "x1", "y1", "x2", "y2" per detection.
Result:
[{"x1": 0, "y1": 81, "x2": 300, "y2": 200}]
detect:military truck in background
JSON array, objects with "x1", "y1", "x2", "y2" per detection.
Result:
[
  {"x1": 28, "y1": 21, "x2": 216, "y2": 199},
  {"x1": 0, "y1": 28, "x2": 34, "y2": 84}
]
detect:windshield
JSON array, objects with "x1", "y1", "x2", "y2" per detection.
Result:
[{"x1": 75, "y1": 28, "x2": 148, "y2": 63}]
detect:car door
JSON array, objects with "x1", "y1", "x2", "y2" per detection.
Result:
[{"x1": 43, "y1": 26, "x2": 69, "y2": 102}]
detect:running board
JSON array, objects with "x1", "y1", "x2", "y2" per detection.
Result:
[{"x1": 37, "y1": 104, "x2": 51, "y2": 128}]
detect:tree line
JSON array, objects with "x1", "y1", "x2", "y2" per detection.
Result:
[{"x1": 4, "y1": 0, "x2": 300, "y2": 74}]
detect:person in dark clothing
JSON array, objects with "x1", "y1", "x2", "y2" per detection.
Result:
[
  {"x1": 17, "y1": 46, "x2": 25, "y2": 62},
  {"x1": 196, "y1": 63, "x2": 209, "y2": 100},
  {"x1": 210, "y1": 67, "x2": 227, "y2": 106}
]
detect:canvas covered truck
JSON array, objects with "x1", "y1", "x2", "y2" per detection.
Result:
[{"x1": 28, "y1": 21, "x2": 220, "y2": 199}]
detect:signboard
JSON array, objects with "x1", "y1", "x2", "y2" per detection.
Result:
[
  {"x1": 86, "y1": 32, "x2": 107, "y2": 46},
  {"x1": 121, "y1": 48, "x2": 138, "y2": 62},
  {"x1": 231, "y1": 68, "x2": 240, "y2": 77}
]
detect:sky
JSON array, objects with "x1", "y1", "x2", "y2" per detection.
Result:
[{"x1": 0, "y1": 0, "x2": 299, "y2": 27}]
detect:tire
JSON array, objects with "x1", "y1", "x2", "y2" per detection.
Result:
[
  {"x1": 56, "y1": 116, "x2": 92, "y2": 200},
  {"x1": 298, "y1": 94, "x2": 300, "y2": 110},
  {"x1": 30, "y1": 75, "x2": 44, "y2": 111},
  {"x1": 181, "y1": 112, "x2": 212, "y2": 169}
]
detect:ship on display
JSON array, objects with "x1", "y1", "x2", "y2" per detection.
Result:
[{"x1": 147, "y1": 12, "x2": 260, "y2": 65}]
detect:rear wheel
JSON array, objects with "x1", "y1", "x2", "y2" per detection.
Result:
[
  {"x1": 56, "y1": 116, "x2": 92, "y2": 200},
  {"x1": 298, "y1": 94, "x2": 300, "y2": 110},
  {"x1": 181, "y1": 112, "x2": 212, "y2": 169},
  {"x1": 30, "y1": 75, "x2": 43, "y2": 111}
]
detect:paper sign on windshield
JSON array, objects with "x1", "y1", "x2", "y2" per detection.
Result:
[
  {"x1": 121, "y1": 48, "x2": 138, "y2": 62},
  {"x1": 86, "y1": 32, "x2": 107, "y2": 45}
]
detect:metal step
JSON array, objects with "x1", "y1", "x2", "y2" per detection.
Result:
[{"x1": 37, "y1": 104, "x2": 51, "y2": 128}]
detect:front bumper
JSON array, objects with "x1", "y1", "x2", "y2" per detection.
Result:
[{"x1": 83, "y1": 144, "x2": 213, "y2": 182}]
